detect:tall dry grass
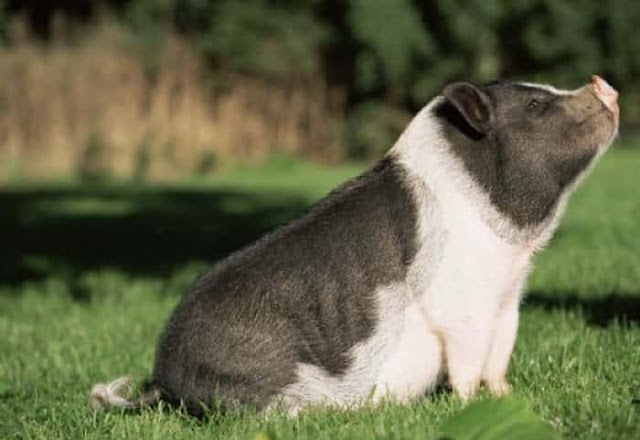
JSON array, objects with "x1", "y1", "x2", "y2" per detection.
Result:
[{"x1": 0, "y1": 19, "x2": 344, "y2": 181}]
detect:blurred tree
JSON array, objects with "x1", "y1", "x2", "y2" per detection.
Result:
[
  {"x1": 125, "y1": 0, "x2": 174, "y2": 79},
  {"x1": 597, "y1": 0, "x2": 640, "y2": 120},
  {"x1": 518, "y1": 0, "x2": 601, "y2": 85},
  {"x1": 411, "y1": 0, "x2": 503, "y2": 104},
  {"x1": 602, "y1": 0, "x2": 640, "y2": 83},
  {"x1": 2, "y1": 0, "x2": 640, "y2": 160},
  {"x1": 343, "y1": 100, "x2": 411, "y2": 160},
  {"x1": 6, "y1": 0, "x2": 640, "y2": 96},
  {"x1": 4, "y1": 0, "x2": 96, "y2": 37},
  {"x1": 194, "y1": 0, "x2": 328, "y2": 80},
  {"x1": 0, "y1": 1, "x2": 6, "y2": 41},
  {"x1": 348, "y1": 0, "x2": 435, "y2": 103}
]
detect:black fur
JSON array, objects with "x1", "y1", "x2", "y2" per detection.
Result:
[
  {"x1": 435, "y1": 81, "x2": 614, "y2": 227},
  {"x1": 151, "y1": 157, "x2": 420, "y2": 416}
]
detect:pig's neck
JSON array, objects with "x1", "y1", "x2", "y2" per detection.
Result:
[{"x1": 389, "y1": 98, "x2": 563, "y2": 251}]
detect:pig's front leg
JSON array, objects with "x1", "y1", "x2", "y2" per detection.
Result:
[
  {"x1": 482, "y1": 295, "x2": 520, "y2": 397},
  {"x1": 443, "y1": 316, "x2": 494, "y2": 401}
]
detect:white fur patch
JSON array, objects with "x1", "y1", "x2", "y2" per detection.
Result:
[
  {"x1": 393, "y1": 102, "x2": 538, "y2": 398},
  {"x1": 277, "y1": 282, "x2": 398, "y2": 400},
  {"x1": 517, "y1": 81, "x2": 574, "y2": 96},
  {"x1": 276, "y1": 282, "x2": 444, "y2": 412}
]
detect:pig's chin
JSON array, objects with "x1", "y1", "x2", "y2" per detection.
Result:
[
  {"x1": 581, "y1": 112, "x2": 618, "y2": 150},
  {"x1": 599, "y1": 115, "x2": 619, "y2": 149},
  {"x1": 600, "y1": 106, "x2": 620, "y2": 143}
]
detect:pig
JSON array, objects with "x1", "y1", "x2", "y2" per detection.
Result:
[{"x1": 90, "y1": 76, "x2": 619, "y2": 416}]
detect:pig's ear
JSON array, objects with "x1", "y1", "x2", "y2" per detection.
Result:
[{"x1": 443, "y1": 82, "x2": 492, "y2": 134}]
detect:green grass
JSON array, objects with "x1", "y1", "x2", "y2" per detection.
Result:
[{"x1": 1, "y1": 149, "x2": 639, "y2": 439}]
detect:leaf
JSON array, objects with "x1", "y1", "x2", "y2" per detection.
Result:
[{"x1": 439, "y1": 398, "x2": 560, "y2": 440}]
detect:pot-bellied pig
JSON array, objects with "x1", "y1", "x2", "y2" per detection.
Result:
[{"x1": 91, "y1": 75, "x2": 619, "y2": 416}]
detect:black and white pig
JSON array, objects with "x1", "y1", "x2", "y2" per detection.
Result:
[{"x1": 90, "y1": 75, "x2": 619, "y2": 416}]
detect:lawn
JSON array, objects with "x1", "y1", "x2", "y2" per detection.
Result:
[{"x1": 1, "y1": 148, "x2": 638, "y2": 439}]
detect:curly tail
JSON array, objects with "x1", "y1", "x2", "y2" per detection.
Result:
[{"x1": 89, "y1": 376, "x2": 161, "y2": 411}]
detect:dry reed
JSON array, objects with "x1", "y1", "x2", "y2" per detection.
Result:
[{"x1": 0, "y1": 18, "x2": 344, "y2": 181}]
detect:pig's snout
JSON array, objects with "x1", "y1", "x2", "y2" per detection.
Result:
[{"x1": 591, "y1": 75, "x2": 619, "y2": 119}]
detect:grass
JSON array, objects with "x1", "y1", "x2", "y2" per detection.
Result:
[{"x1": 1, "y1": 148, "x2": 639, "y2": 439}]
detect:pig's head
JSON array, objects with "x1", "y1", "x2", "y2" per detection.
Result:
[{"x1": 434, "y1": 75, "x2": 619, "y2": 228}]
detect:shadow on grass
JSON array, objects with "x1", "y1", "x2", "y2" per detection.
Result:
[
  {"x1": 3, "y1": 183, "x2": 639, "y2": 325},
  {"x1": 524, "y1": 292, "x2": 640, "y2": 327},
  {"x1": 0, "y1": 184, "x2": 311, "y2": 289}
]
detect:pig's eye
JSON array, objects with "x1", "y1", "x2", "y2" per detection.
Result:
[{"x1": 527, "y1": 99, "x2": 540, "y2": 110}]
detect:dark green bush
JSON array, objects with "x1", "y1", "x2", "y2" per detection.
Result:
[
  {"x1": 198, "y1": 0, "x2": 327, "y2": 80},
  {"x1": 6, "y1": 0, "x2": 640, "y2": 160},
  {"x1": 343, "y1": 101, "x2": 411, "y2": 160}
]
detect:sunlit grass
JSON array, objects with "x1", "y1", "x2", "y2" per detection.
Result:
[{"x1": 1, "y1": 149, "x2": 639, "y2": 439}]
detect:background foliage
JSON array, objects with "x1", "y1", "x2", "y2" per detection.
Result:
[{"x1": 1, "y1": 0, "x2": 639, "y2": 176}]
